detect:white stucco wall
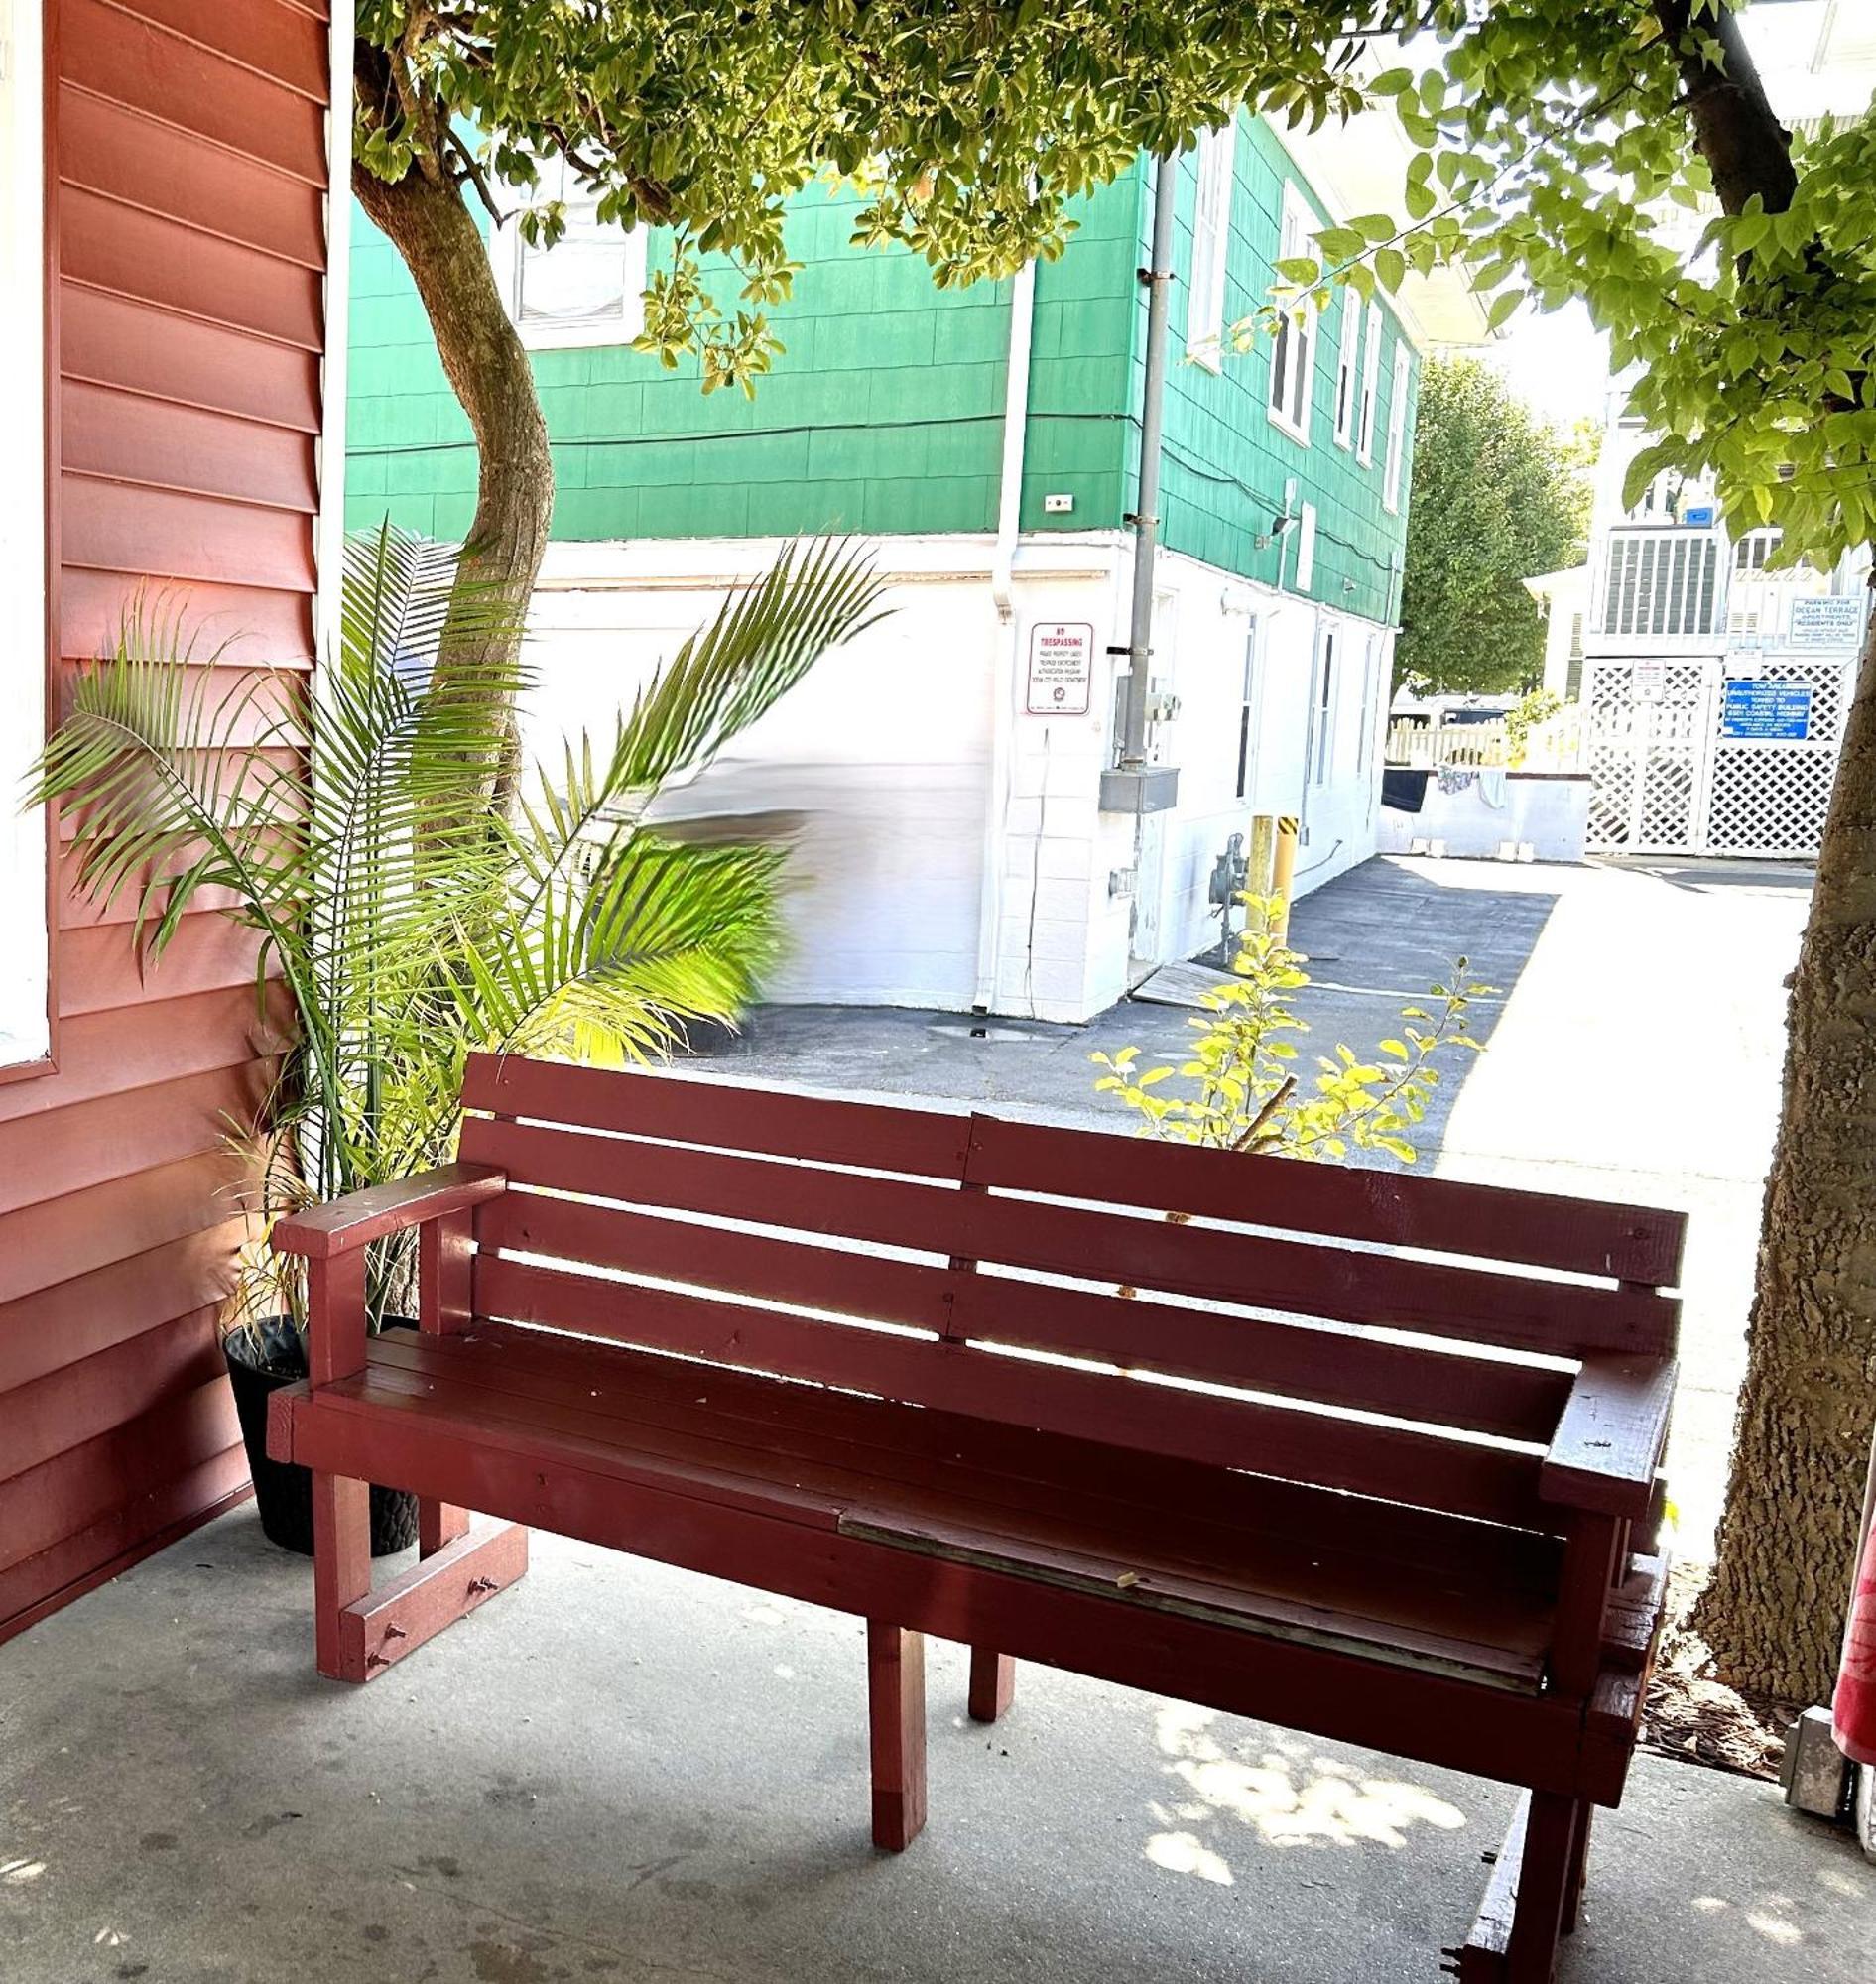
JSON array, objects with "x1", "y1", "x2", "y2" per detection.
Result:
[
  {"x1": 1377, "y1": 772, "x2": 1590, "y2": 862},
  {"x1": 527, "y1": 537, "x2": 1020, "y2": 1013},
  {"x1": 523, "y1": 531, "x2": 1394, "y2": 1026}
]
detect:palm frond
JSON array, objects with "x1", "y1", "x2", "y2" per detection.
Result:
[
  {"x1": 34, "y1": 525, "x2": 878, "y2": 1341},
  {"x1": 509, "y1": 538, "x2": 887, "y2": 908},
  {"x1": 456, "y1": 836, "x2": 786, "y2": 1065},
  {"x1": 319, "y1": 522, "x2": 529, "y2": 874},
  {"x1": 28, "y1": 596, "x2": 309, "y2": 960}
]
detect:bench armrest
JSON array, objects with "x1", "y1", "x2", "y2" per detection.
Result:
[
  {"x1": 1540, "y1": 1354, "x2": 1678, "y2": 1520},
  {"x1": 272, "y1": 1164, "x2": 507, "y2": 1262}
]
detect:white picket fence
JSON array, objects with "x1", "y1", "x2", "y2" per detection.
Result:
[
  {"x1": 1384, "y1": 719, "x2": 1510, "y2": 769},
  {"x1": 1386, "y1": 707, "x2": 1586, "y2": 773}
]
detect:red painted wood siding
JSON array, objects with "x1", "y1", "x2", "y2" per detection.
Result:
[{"x1": 0, "y1": 0, "x2": 330, "y2": 1643}]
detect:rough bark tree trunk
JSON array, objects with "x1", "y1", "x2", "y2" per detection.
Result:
[
  {"x1": 1648, "y1": 1, "x2": 1876, "y2": 1704},
  {"x1": 1693, "y1": 591, "x2": 1876, "y2": 1702}
]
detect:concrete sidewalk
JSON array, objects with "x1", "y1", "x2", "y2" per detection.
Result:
[
  {"x1": 2, "y1": 1511, "x2": 1869, "y2": 1984},
  {"x1": 702, "y1": 854, "x2": 1813, "y2": 1555}
]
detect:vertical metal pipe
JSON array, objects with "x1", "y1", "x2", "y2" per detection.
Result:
[
  {"x1": 1120, "y1": 154, "x2": 1179, "y2": 770},
  {"x1": 973, "y1": 258, "x2": 1037, "y2": 1013}
]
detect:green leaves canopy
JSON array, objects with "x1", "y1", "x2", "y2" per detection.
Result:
[
  {"x1": 353, "y1": 0, "x2": 1368, "y2": 390},
  {"x1": 358, "y1": 4, "x2": 1873, "y2": 558},
  {"x1": 1398, "y1": 358, "x2": 1592, "y2": 696},
  {"x1": 1290, "y1": 4, "x2": 1876, "y2": 568}
]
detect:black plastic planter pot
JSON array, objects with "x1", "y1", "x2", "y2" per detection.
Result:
[{"x1": 224, "y1": 1315, "x2": 419, "y2": 1557}]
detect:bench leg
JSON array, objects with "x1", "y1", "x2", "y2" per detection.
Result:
[
  {"x1": 866, "y1": 1622, "x2": 927, "y2": 1852},
  {"x1": 1562, "y1": 1800, "x2": 1593, "y2": 1937},
  {"x1": 312, "y1": 1472, "x2": 371, "y2": 1682},
  {"x1": 1457, "y1": 1790, "x2": 1586, "y2": 1983},
  {"x1": 1507, "y1": 1794, "x2": 1578, "y2": 1976},
  {"x1": 967, "y1": 1647, "x2": 1015, "y2": 1723},
  {"x1": 419, "y1": 1208, "x2": 474, "y2": 1557},
  {"x1": 1505, "y1": 1793, "x2": 1576, "y2": 1980}
]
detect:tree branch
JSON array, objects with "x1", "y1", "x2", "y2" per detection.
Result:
[{"x1": 1656, "y1": 0, "x2": 1798, "y2": 218}]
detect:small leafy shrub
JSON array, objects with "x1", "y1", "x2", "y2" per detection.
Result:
[
  {"x1": 1092, "y1": 894, "x2": 1491, "y2": 1163},
  {"x1": 1507, "y1": 688, "x2": 1563, "y2": 766}
]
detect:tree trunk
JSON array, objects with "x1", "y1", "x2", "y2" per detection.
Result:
[
  {"x1": 1693, "y1": 588, "x2": 1876, "y2": 1702},
  {"x1": 350, "y1": 99, "x2": 552, "y2": 772}
]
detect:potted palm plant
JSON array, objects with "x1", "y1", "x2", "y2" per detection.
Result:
[{"x1": 33, "y1": 525, "x2": 883, "y2": 1553}]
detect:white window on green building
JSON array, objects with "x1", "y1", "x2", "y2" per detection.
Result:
[
  {"x1": 1186, "y1": 120, "x2": 1237, "y2": 372},
  {"x1": 1266, "y1": 185, "x2": 1315, "y2": 442},
  {"x1": 1332, "y1": 291, "x2": 1361, "y2": 448},
  {"x1": 1309, "y1": 624, "x2": 1338, "y2": 784},
  {"x1": 491, "y1": 157, "x2": 648, "y2": 349},
  {"x1": 1235, "y1": 617, "x2": 1262, "y2": 802},
  {"x1": 1356, "y1": 306, "x2": 1382, "y2": 464},
  {"x1": 1383, "y1": 344, "x2": 1412, "y2": 512}
]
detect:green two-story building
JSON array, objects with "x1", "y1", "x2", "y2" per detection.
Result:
[{"x1": 348, "y1": 105, "x2": 1484, "y2": 1021}]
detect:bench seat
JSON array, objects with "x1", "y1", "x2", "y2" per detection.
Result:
[{"x1": 276, "y1": 1317, "x2": 1563, "y2": 1692}]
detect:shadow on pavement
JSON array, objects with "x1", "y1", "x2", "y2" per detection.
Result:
[{"x1": 1608, "y1": 858, "x2": 1814, "y2": 895}]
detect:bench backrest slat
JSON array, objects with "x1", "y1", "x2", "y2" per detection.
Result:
[
  {"x1": 458, "y1": 1054, "x2": 1687, "y2": 1535},
  {"x1": 965, "y1": 1115, "x2": 1686, "y2": 1286},
  {"x1": 463, "y1": 1051, "x2": 971, "y2": 1179},
  {"x1": 472, "y1": 1253, "x2": 1552, "y2": 1532}
]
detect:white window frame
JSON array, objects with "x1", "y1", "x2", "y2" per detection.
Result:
[
  {"x1": 1332, "y1": 291, "x2": 1361, "y2": 449},
  {"x1": 1356, "y1": 303, "x2": 1383, "y2": 464},
  {"x1": 1357, "y1": 632, "x2": 1381, "y2": 783},
  {"x1": 1234, "y1": 617, "x2": 1262, "y2": 802},
  {"x1": 0, "y1": 0, "x2": 51, "y2": 1075},
  {"x1": 489, "y1": 156, "x2": 649, "y2": 350},
  {"x1": 1265, "y1": 184, "x2": 1315, "y2": 443},
  {"x1": 1309, "y1": 624, "x2": 1338, "y2": 787},
  {"x1": 1383, "y1": 343, "x2": 1412, "y2": 512},
  {"x1": 1185, "y1": 118, "x2": 1237, "y2": 372},
  {"x1": 1292, "y1": 501, "x2": 1317, "y2": 594}
]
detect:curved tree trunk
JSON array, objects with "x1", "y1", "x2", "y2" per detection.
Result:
[
  {"x1": 350, "y1": 49, "x2": 552, "y2": 790},
  {"x1": 1693, "y1": 590, "x2": 1876, "y2": 1701}
]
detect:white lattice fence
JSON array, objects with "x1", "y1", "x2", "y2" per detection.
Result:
[
  {"x1": 1582, "y1": 651, "x2": 1854, "y2": 858},
  {"x1": 1581, "y1": 659, "x2": 1714, "y2": 854},
  {"x1": 1703, "y1": 657, "x2": 1851, "y2": 858}
]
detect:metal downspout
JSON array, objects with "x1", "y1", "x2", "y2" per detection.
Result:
[
  {"x1": 972, "y1": 257, "x2": 1037, "y2": 1012},
  {"x1": 1119, "y1": 155, "x2": 1179, "y2": 768}
]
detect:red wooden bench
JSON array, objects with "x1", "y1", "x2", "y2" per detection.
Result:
[{"x1": 267, "y1": 1052, "x2": 1683, "y2": 1983}]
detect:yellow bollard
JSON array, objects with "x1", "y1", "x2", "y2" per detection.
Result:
[
  {"x1": 1247, "y1": 815, "x2": 1277, "y2": 899},
  {"x1": 1271, "y1": 816, "x2": 1300, "y2": 940}
]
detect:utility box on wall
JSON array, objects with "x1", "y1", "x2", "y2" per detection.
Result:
[{"x1": 1099, "y1": 765, "x2": 1182, "y2": 813}]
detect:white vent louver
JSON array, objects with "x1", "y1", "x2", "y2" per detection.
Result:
[{"x1": 1598, "y1": 530, "x2": 1723, "y2": 639}]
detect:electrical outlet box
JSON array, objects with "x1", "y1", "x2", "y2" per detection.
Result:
[{"x1": 1044, "y1": 493, "x2": 1074, "y2": 514}]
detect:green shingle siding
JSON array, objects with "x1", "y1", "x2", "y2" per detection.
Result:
[
  {"x1": 1101, "y1": 115, "x2": 1415, "y2": 624},
  {"x1": 347, "y1": 119, "x2": 1415, "y2": 606}
]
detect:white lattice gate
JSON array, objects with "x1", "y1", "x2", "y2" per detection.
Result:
[{"x1": 1582, "y1": 653, "x2": 1855, "y2": 857}]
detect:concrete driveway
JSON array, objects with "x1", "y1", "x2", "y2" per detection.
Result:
[{"x1": 705, "y1": 853, "x2": 1814, "y2": 1558}]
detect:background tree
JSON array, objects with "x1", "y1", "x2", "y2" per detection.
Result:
[{"x1": 1397, "y1": 357, "x2": 1591, "y2": 696}]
